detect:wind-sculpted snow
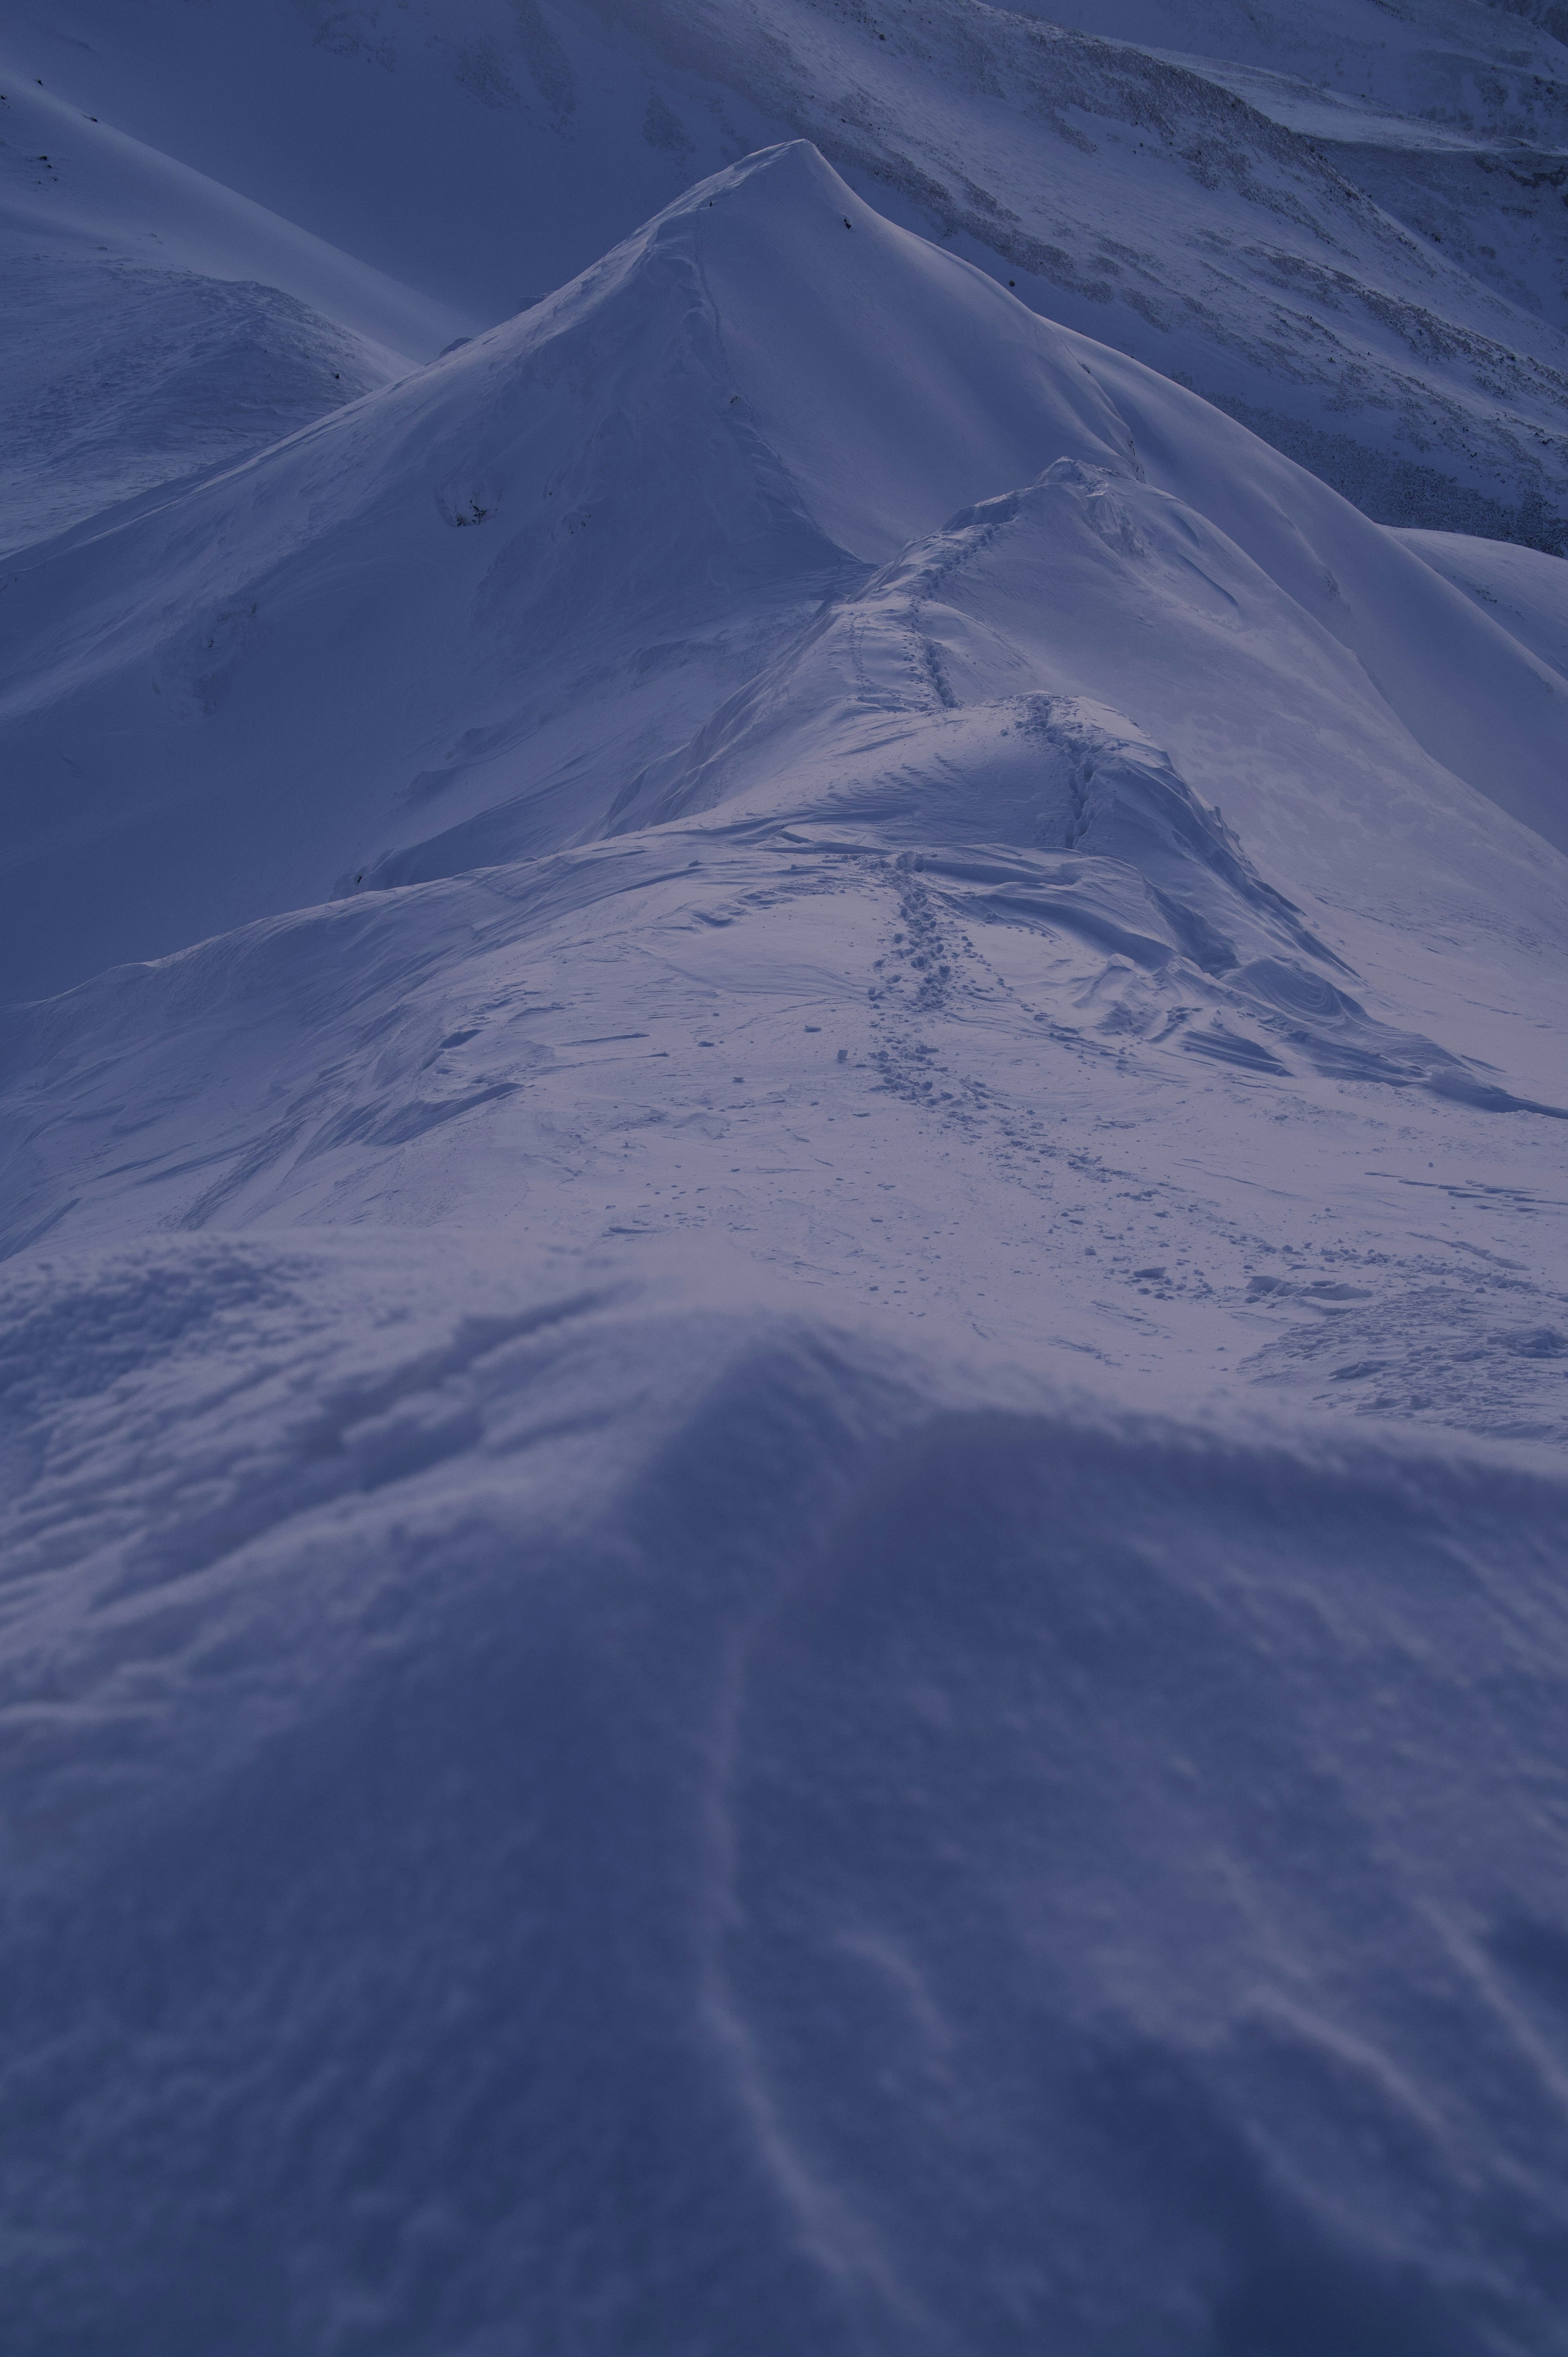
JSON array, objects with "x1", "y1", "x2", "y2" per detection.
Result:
[
  {"x1": 2, "y1": 1235, "x2": 1568, "y2": 2353},
  {"x1": 6, "y1": 110, "x2": 1568, "y2": 2356},
  {"x1": 4, "y1": 800, "x2": 1566, "y2": 1441},
  {"x1": 603, "y1": 435, "x2": 1568, "y2": 877},
  {"x1": 2, "y1": 145, "x2": 1567, "y2": 1405}
]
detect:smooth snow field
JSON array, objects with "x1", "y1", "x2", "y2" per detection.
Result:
[{"x1": 3, "y1": 4, "x2": 1568, "y2": 2351}]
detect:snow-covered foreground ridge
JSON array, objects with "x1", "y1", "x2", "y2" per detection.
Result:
[
  {"x1": 5, "y1": 134, "x2": 1568, "y2": 2355},
  {"x1": 4, "y1": 1231, "x2": 1568, "y2": 2353}
]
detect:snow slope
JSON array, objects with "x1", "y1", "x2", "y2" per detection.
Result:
[
  {"x1": 1397, "y1": 521, "x2": 1568, "y2": 677},
  {"x1": 0, "y1": 71, "x2": 464, "y2": 358},
  {"x1": 5, "y1": 61, "x2": 1568, "y2": 2357},
  {"x1": 0, "y1": 67, "x2": 463, "y2": 549},
  {"x1": 4, "y1": 142, "x2": 1568, "y2": 1423},
  {"x1": 3, "y1": 1234, "x2": 1568, "y2": 2354},
  {"x1": 1031, "y1": 0, "x2": 1568, "y2": 136},
  {"x1": 1108, "y1": 43, "x2": 1568, "y2": 331},
  {"x1": 13, "y1": 0, "x2": 1568, "y2": 544}
]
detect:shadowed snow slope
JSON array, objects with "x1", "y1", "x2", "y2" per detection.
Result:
[
  {"x1": 2, "y1": 1235, "x2": 1568, "y2": 2355},
  {"x1": 0, "y1": 70, "x2": 467, "y2": 361},
  {"x1": 1396, "y1": 524, "x2": 1568, "y2": 680},
  {"x1": 2, "y1": 143, "x2": 1565, "y2": 1000},
  {"x1": 0, "y1": 75, "x2": 457, "y2": 552}
]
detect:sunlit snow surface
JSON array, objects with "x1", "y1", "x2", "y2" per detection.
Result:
[{"x1": 2, "y1": 31, "x2": 1568, "y2": 2356}]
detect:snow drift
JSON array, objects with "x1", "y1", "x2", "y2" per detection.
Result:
[{"x1": 3, "y1": 1233, "x2": 1568, "y2": 2355}]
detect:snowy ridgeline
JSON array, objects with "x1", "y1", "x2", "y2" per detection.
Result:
[
  {"x1": 7, "y1": 0, "x2": 1568, "y2": 548},
  {"x1": 4, "y1": 142, "x2": 1567, "y2": 1002},
  {"x1": 1, "y1": 56, "x2": 1568, "y2": 2357}
]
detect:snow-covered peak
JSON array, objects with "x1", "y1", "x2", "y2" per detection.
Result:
[{"x1": 3, "y1": 139, "x2": 1565, "y2": 1004}]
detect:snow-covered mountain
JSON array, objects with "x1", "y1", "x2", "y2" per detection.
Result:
[
  {"x1": 4, "y1": 10, "x2": 1568, "y2": 2354},
  {"x1": 12, "y1": 0, "x2": 1568, "y2": 542},
  {"x1": 4, "y1": 142, "x2": 1564, "y2": 1001}
]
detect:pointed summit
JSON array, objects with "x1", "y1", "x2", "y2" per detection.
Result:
[{"x1": 1, "y1": 143, "x2": 1563, "y2": 999}]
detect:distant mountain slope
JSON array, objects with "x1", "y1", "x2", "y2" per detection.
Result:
[
  {"x1": 13, "y1": 0, "x2": 1568, "y2": 544},
  {"x1": 2, "y1": 143, "x2": 1564, "y2": 1008},
  {"x1": 0, "y1": 256, "x2": 398, "y2": 553},
  {"x1": 0, "y1": 69, "x2": 463, "y2": 548},
  {"x1": 0, "y1": 69, "x2": 465, "y2": 356},
  {"x1": 1018, "y1": 0, "x2": 1568, "y2": 136}
]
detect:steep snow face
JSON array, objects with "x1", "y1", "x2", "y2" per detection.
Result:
[
  {"x1": 0, "y1": 147, "x2": 864, "y2": 992},
  {"x1": 5, "y1": 0, "x2": 766, "y2": 326},
  {"x1": 2, "y1": 143, "x2": 1565, "y2": 1005},
  {"x1": 3, "y1": 1235, "x2": 1568, "y2": 2355},
  {"x1": 15, "y1": 0, "x2": 1568, "y2": 544}
]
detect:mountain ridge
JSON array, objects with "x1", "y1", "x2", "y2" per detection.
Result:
[
  {"x1": 5, "y1": 33, "x2": 1568, "y2": 2356},
  {"x1": 3, "y1": 140, "x2": 1564, "y2": 1010}
]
